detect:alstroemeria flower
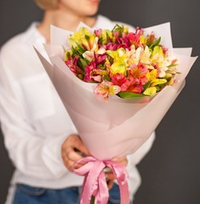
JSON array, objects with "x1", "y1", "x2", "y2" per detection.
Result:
[
  {"x1": 111, "y1": 73, "x2": 135, "y2": 92},
  {"x1": 150, "y1": 78, "x2": 167, "y2": 87},
  {"x1": 69, "y1": 27, "x2": 97, "y2": 51},
  {"x1": 84, "y1": 59, "x2": 108, "y2": 83},
  {"x1": 143, "y1": 87, "x2": 157, "y2": 96},
  {"x1": 99, "y1": 29, "x2": 113, "y2": 45},
  {"x1": 83, "y1": 47, "x2": 106, "y2": 62},
  {"x1": 107, "y1": 48, "x2": 127, "y2": 75},
  {"x1": 64, "y1": 24, "x2": 180, "y2": 99},
  {"x1": 140, "y1": 46, "x2": 153, "y2": 68},
  {"x1": 94, "y1": 81, "x2": 121, "y2": 99},
  {"x1": 65, "y1": 56, "x2": 85, "y2": 79},
  {"x1": 146, "y1": 69, "x2": 158, "y2": 81},
  {"x1": 127, "y1": 27, "x2": 144, "y2": 48},
  {"x1": 128, "y1": 85, "x2": 144, "y2": 94},
  {"x1": 129, "y1": 63, "x2": 148, "y2": 85}
]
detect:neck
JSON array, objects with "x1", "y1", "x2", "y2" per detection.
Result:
[{"x1": 37, "y1": 10, "x2": 97, "y2": 43}]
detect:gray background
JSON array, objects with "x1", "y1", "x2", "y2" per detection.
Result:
[{"x1": 0, "y1": 0, "x2": 200, "y2": 203}]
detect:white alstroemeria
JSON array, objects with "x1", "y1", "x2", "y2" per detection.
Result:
[
  {"x1": 82, "y1": 51, "x2": 94, "y2": 62},
  {"x1": 97, "y1": 47, "x2": 106, "y2": 55},
  {"x1": 135, "y1": 47, "x2": 143, "y2": 64},
  {"x1": 91, "y1": 37, "x2": 99, "y2": 52},
  {"x1": 82, "y1": 38, "x2": 106, "y2": 62},
  {"x1": 140, "y1": 46, "x2": 151, "y2": 64}
]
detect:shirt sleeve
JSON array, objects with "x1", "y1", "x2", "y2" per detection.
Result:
[
  {"x1": 130, "y1": 131, "x2": 156, "y2": 166},
  {"x1": 0, "y1": 46, "x2": 72, "y2": 180}
]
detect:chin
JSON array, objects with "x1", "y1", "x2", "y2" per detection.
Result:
[{"x1": 83, "y1": 8, "x2": 99, "y2": 17}]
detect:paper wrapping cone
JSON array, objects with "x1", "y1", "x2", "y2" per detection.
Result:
[{"x1": 35, "y1": 22, "x2": 197, "y2": 160}]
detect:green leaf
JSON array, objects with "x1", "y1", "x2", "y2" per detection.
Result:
[
  {"x1": 150, "y1": 37, "x2": 161, "y2": 49},
  {"x1": 118, "y1": 92, "x2": 144, "y2": 98},
  {"x1": 167, "y1": 64, "x2": 178, "y2": 68},
  {"x1": 78, "y1": 58, "x2": 88, "y2": 70},
  {"x1": 143, "y1": 81, "x2": 151, "y2": 90},
  {"x1": 104, "y1": 75, "x2": 111, "y2": 81},
  {"x1": 76, "y1": 43, "x2": 86, "y2": 54}
]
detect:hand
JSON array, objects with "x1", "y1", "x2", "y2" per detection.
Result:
[
  {"x1": 105, "y1": 156, "x2": 128, "y2": 189},
  {"x1": 61, "y1": 134, "x2": 90, "y2": 171}
]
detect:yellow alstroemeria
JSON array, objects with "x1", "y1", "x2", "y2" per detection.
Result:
[
  {"x1": 151, "y1": 46, "x2": 164, "y2": 64},
  {"x1": 64, "y1": 50, "x2": 73, "y2": 61},
  {"x1": 140, "y1": 34, "x2": 148, "y2": 45},
  {"x1": 100, "y1": 29, "x2": 113, "y2": 44},
  {"x1": 110, "y1": 63, "x2": 127, "y2": 75},
  {"x1": 109, "y1": 84, "x2": 121, "y2": 95},
  {"x1": 150, "y1": 78, "x2": 167, "y2": 87},
  {"x1": 167, "y1": 77, "x2": 174, "y2": 85},
  {"x1": 146, "y1": 69, "x2": 157, "y2": 81},
  {"x1": 69, "y1": 27, "x2": 96, "y2": 51},
  {"x1": 152, "y1": 45, "x2": 164, "y2": 57},
  {"x1": 164, "y1": 73, "x2": 174, "y2": 85},
  {"x1": 143, "y1": 87, "x2": 157, "y2": 96},
  {"x1": 107, "y1": 48, "x2": 127, "y2": 75}
]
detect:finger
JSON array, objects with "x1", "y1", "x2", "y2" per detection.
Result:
[
  {"x1": 112, "y1": 156, "x2": 128, "y2": 167},
  {"x1": 62, "y1": 153, "x2": 86, "y2": 171},
  {"x1": 74, "y1": 139, "x2": 91, "y2": 156},
  {"x1": 105, "y1": 172, "x2": 116, "y2": 181},
  {"x1": 107, "y1": 180, "x2": 114, "y2": 190},
  {"x1": 112, "y1": 156, "x2": 127, "y2": 162},
  {"x1": 62, "y1": 149, "x2": 87, "y2": 169}
]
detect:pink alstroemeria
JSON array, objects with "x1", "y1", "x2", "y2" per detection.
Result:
[
  {"x1": 94, "y1": 28, "x2": 102, "y2": 37},
  {"x1": 65, "y1": 55, "x2": 79, "y2": 73},
  {"x1": 116, "y1": 36, "x2": 132, "y2": 50},
  {"x1": 94, "y1": 53, "x2": 107, "y2": 65},
  {"x1": 84, "y1": 62, "x2": 108, "y2": 83},
  {"x1": 84, "y1": 61, "x2": 98, "y2": 82},
  {"x1": 94, "y1": 81, "x2": 121, "y2": 99},
  {"x1": 106, "y1": 42, "x2": 120, "y2": 51},
  {"x1": 127, "y1": 27, "x2": 144, "y2": 48},
  {"x1": 65, "y1": 56, "x2": 85, "y2": 79}
]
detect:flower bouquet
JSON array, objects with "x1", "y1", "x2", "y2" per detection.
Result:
[{"x1": 35, "y1": 22, "x2": 197, "y2": 204}]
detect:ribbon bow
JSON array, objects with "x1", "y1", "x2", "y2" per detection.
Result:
[{"x1": 73, "y1": 156, "x2": 129, "y2": 204}]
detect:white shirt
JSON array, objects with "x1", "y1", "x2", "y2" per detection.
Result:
[{"x1": 0, "y1": 15, "x2": 155, "y2": 203}]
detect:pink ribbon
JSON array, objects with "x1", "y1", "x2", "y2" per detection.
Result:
[{"x1": 72, "y1": 156, "x2": 129, "y2": 204}]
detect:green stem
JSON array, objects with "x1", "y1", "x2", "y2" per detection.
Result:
[{"x1": 91, "y1": 195, "x2": 95, "y2": 204}]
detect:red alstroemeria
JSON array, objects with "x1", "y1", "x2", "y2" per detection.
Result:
[
  {"x1": 111, "y1": 73, "x2": 127, "y2": 86},
  {"x1": 111, "y1": 73, "x2": 138, "y2": 92},
  {"x1": 127, "y1": 84, "x2": 144, "y2": 94},
  {"x1": 127, "y1": 27, "x2": 144, "y2": 48},
  {"x1": 129, "y1": 63, "x2": 148, "y2": 85}
]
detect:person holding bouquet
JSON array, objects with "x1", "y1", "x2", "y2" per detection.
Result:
[{"x1": 0, "y1": 0, "x2": 155, "y2": 203}]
